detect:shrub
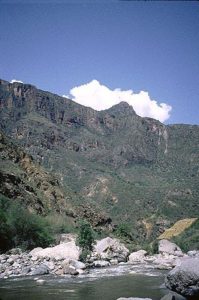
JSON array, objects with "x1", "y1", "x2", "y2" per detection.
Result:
[
  {"x1": 0, "y1": 196, "x2": 54, "y2": 252},
  {"x1": 0, "y1": 209, "x2": 11, "y2": 252},
  {"x1": 77, "y1": 220, "x2": 95, "y2": 261},
  {"x1": 115, "y1": 223, "x2": 133, "y2": 241}
]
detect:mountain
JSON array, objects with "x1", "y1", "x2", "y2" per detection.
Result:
[
  {"x1": 0, "y1": 79, "x2": 199, "y2": 244},
  {"x1": 0, "y1": 129, "x2": 74, "y2": 217}
]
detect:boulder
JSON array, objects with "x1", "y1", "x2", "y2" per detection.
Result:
[
  {"x1": 117, "y1": 297, "x2": 152, "y2": 300},
  {"x1": 63, "y1": 265, "x2": 79, "y2": 275},
  {"x1": 69, "y1": 259, "x2": 86, "y2": 270},
  {"x1": 110, "y1": 259, "x2": 118, "y2": 265},
  {"x1": 7, "y1": 248, "x2": 23, "y2": 255},
  {"x1": 153, "y1": 254, "x2": 176, "y2": 270},
  {"x1": 165, "y1": 257, "x2": 199, "y2": 297},
  {"x1": 55, "y1": 269, "x2": 64, "y2": 276},
  {"x1": 31, "y1": 264, "x2": 49, "y2": 275},
  {"x1": 21, "y1": 266, "x2": 31, "y2": 275},
  {"x1": 158, "y1": 240, "x2": 183, "y2": 257},
  {"x1": 160, "y1": 292, "x2": 187, "y2": 300},
  {"x1": 30, "y1": 242, "x2": 80, "y2": 260},
  {"x1": 94, "y1": 237, "x2": 129, "y2": 262},
  {"x1": 128, "y1": 250, "x2": 147, "y2": 263},
  {"x1": 93, "y1": 260, "x2": 110, "y2": 267},
  {"x1": 187, "y1": 250, "x2": 199, "y2": 258},
  {"x1": 29, "y1": 247, "x2": 43, "y2": 256}
]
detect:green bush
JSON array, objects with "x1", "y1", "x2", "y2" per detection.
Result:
[
  {"x1": 115, "y1": 223, "x2": 133, "y2": 241},
  {"x1": 45, "y1": 213, "x2": 75, "y2": 235},
  {"x1": 0, "y1": 196, "x2": 54, "y2": 252},
  {"x1": 77, "y1": 220, "x2": 95, "y2": 261},
  {"x1": 0, "y1": 209, "x2": 11, "y2": 252}
]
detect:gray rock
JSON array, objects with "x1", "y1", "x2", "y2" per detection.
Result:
[
  {"x1": 160, "y1": 292, "x2": 187, "y2": 300},
  {"x1": 69, "y1": 259, "x2": 86, "y2": 270},
  {"x1": 93, "y1": 260, "x2": 110, "y2": 267},
  {"x1": 63, "y1": 265, "x2": 79, "y2": 275},
  {"x1": 45, "y1": 261, "x2": 55, "y2": 270},
  {"x1": 29, "y1": 247, "x2": 43, "y2": 256},
  {"x1": 7, "y1": 258, "x2": 14, "y2": 264},
  {"x1": 159, "y1": 240, "x2": 183, "y2": 257},
  {"x1": 128, "y1": 250, "x2": 147, "y2": 263},
  {"x1": 94, "y1": 237, "x2": 129, "y2": 262},
  {"x1": 165, "y1": 257, "x2": 199, "y2": 297},
  {"x1": 21, "y1": 266, "x2": 31, "y2": 275},
  {"x1": 31, "y1": 264, "x2": 49, "y2": 275},
  {"x1": 117, "y1": 297, "x2": 152, "y2": 300},
  {"x1": 7, "y1": 248, "x2": 23, "y2": 255},
  {"x1": 110, "y1": 259, "x2": 118, "y2": 265},
  {"x1": 187, "y1": 250, "x2": 199, "y2": 257}
]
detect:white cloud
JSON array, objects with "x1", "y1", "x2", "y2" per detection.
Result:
[
  {"x1": 10, "y1": 79, "x2": 23, "y2": 84},
  {"x1": 66, "y1": 80, "x2": 172, "y2": 123}
]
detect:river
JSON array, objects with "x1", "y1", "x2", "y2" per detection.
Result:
[{"x1": 0, "y1": 264, "x2": 168, "y2": 300}]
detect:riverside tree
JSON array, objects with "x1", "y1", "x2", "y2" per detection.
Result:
[{"x1": 77, "y1": 220, "x2": 95, "y2": 262}]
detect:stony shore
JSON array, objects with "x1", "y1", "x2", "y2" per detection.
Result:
[{"x1": 0, "y1": 236, "x2": 198, "y2": 300}]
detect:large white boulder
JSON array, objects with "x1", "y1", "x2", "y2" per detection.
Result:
[
  {"x1": 158, "y1": 239, "x2": 183, "y2": 257},
  {"x1": 30, "y1": 241, "x2": 80, "y2": 260},
  {"x1": 94, "y1": 237, "x2": 129, "y2": 262},
  {"x1": 128, "y1": 250, "x2": 147, "y2": 263}
]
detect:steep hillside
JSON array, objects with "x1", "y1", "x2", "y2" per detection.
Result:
[
  {"x1": 0, "y1": 79, "x2": 199, "y2": 244},
  {"x1": 0, "y1": 129, "x2": 111, "y2": 231},
  {"x1": 0, "y1": 130, "x2": 74, "y2": 216}
]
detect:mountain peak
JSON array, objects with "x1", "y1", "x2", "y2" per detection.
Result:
[{"x1": 105, "y1": 101, "x2": 136, "y2": 116}]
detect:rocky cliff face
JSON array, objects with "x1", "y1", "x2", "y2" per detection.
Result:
[
  {"x1": 0, "y1": 130, "x2": 74, "y2": 216},
  {"x1": 0, "y1": 79, "x2": 199, "y2": 243}
]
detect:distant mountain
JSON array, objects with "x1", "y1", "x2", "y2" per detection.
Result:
[{"x1": 0, "y1": 79, "x2": 198, "y2": 243}]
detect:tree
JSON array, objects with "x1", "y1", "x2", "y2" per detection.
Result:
[
  {"x1": 115, "y1": 223, "x2": 132, "y2": 241},
  {"x1": 77, "y1": 220, "x2": 95, "y2": 261}
]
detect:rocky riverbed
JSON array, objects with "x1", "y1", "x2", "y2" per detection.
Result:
[{"x1": 0, "y1": 236, "x2": 199, "y2": 300}]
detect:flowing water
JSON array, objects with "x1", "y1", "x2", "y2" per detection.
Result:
[{"x1": 0, "y1": 264, "x2": 168, "y2": 300}]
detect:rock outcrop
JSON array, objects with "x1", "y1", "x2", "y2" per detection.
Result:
[
  {"x1": 1, "y1": 79, "x2": 199, "y2": 244},
  {"x1": 160, "y1": 292, "x2": 186, "y2": 300},
  {"x1": 128, "y1": 250, "x2": 147, "y2": 263},
  {"x1": 30, "y1": 241, "x2": 80, "y2": 260},
  {"x1": 158, "y1": 240, "x2": 183, "y2": 257},
  {"x1": 165, "y1": 258, "x2": 199, "y2": 298},
  {"x1": 93, "y1": 237, "x2": 129, "y2": 262}
]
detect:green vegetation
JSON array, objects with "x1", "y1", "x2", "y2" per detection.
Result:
[
  {"x1": 0, "y1": 80, "x2": 199, "y2": 247},
  {"x1": 77, "y1": 220, "x2": 95, "y2": 262},
  {"x1": 115, "y1": 223, "x2": 133, "y2": 241},
  {"x1": 0, "y1": 195, "x2": 53, "y2": 253},
  {"x1": 45, "y1": 213, "x2": 76, "y2": 235},
  {"x1": 171, "y1": 219, "x2": 199, "y2": 252}
]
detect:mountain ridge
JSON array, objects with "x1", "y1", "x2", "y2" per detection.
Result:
[{"x1": 0, "y1": 79, "x2": 198, "y2": 244}]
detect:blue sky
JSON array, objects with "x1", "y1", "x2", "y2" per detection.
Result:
[{"x1": 0, "y1": 1, "x2": 199, "y2": 124}]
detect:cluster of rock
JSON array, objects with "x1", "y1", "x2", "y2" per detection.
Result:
[
  {"x1": 117, "y1": 240, "x2": 199, "y2": 300},
  {"x1": 0, "y1": 247, "x2": 86, "y2": 279},
  {"x1": 0, "y1": 235, "x2": 130, "y2": 279},
  {"x1": 91, "y1": 237, "x2": 129, "y2": 265},
  {"x1": 0, "y1": 235, "x2": 199, "y2": 300},
  {"x1": 127, "y1": 239, "x2": 186, "y2": 270}
]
